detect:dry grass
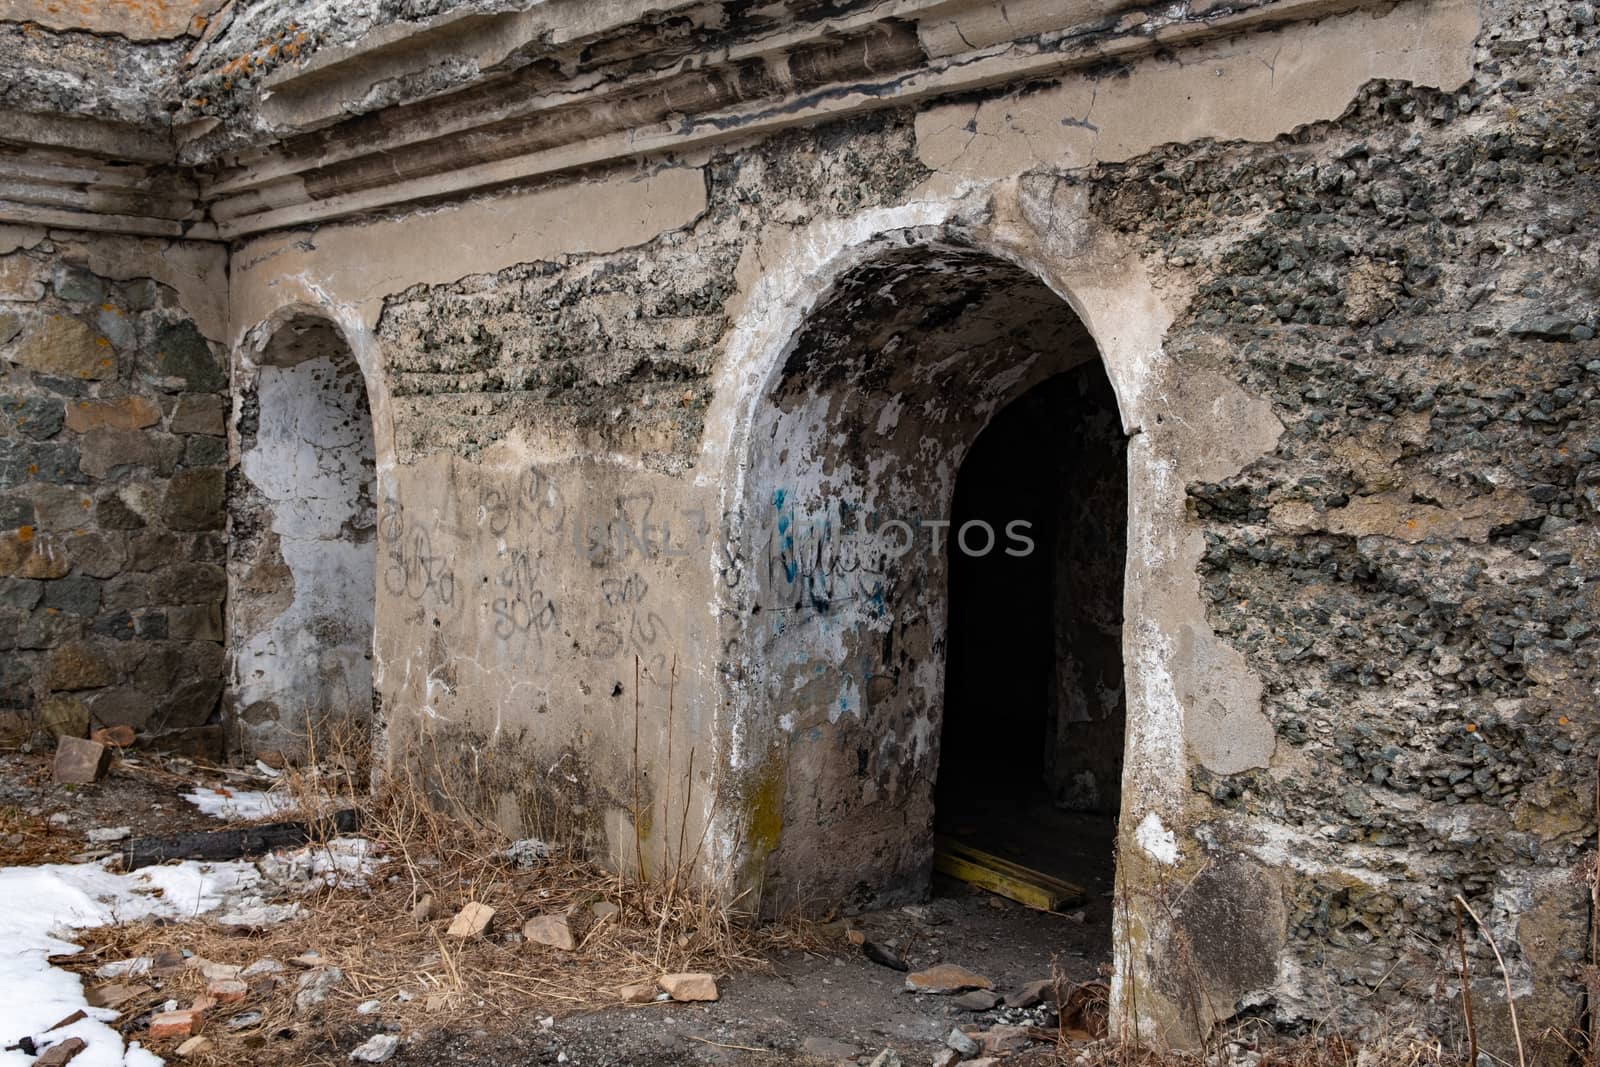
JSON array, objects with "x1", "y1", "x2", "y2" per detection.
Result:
[
  {"x1": 0, "y1": 801, "x2": 78, "y2": 865},
  {"x1": 56, "y1": 740, "x2": 827, "y2": 1066}
]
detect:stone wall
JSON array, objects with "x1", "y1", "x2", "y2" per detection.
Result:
[
  {"x1": 0, "y1": 233, "x2": 230, "y2": 756},
  {"x1": 1088, "y1": 0, "x2": 1599, "y2": 1050}
]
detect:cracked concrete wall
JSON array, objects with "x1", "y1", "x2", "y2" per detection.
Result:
[
  {"x1": 0, "y1": 225, "x2": 231, "y2": 756},
  {"x1": 217, "y1": 0, "x2": 1598, "y2": 1057},
  {"x1": 228, "y1": 315, "x2": 376, "y2": 759}
]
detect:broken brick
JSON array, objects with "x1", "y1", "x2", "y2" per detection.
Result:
[
  {"x1": 149, "y1": 1009, "x2": 203, "y2": 1039},
  {"x1": 53, "y1": 737, "x2": 112, "y2": 784},
  {"x1": 659, "y1": 973, "x2": 718, "y2": 1002}
]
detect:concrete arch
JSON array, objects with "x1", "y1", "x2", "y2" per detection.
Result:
[
  {"x1": 700, "y1": 177, "x2": 1285, "y2": 1043},
  {"x1": 237, "y1": 302, "x2": 398, "y2": 505}
]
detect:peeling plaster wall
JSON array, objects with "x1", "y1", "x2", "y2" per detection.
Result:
[
  {"x1": 228, "y1": 317, "x2": 376, "y2": 758},
  {"x1": 215, "y1": 0, "x2": 1600, "y2": 1057},
  {"x1": 1093, "y1": 1, "x2": 1600, "y2": 1051}
]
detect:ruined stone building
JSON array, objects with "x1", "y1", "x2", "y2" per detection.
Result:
[{"x1": 0, "y1": 0, "x2": 1595, "y2": 1057}]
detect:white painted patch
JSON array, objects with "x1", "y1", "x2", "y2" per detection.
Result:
[
  {"x1": 907, "y1": 714, "x2": 933, "y2": 766},
  {"x1": 1135, "y1": 812, "x2": 1178, "y2": 865},
  {"x1": 235, "y1": 344, "x2": 377, "y2": 752},
  {"x1": 875, "y1": 394, "x2": 904, "y2": 436}
]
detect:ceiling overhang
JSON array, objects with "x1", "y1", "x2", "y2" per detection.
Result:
[{"x1": 0, "y1": 0, "x2": 1395, "y2": 243}]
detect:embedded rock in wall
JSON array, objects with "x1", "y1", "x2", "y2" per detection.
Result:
[{"x1": 0, "y1": 249, "x2": 228, "y2": 756}]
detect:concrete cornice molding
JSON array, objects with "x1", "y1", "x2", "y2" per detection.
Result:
[{"x1": 0, "y1": 0, "x2": 1394, "y2": 242}]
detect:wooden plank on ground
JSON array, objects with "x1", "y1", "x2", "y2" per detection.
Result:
[
  {"x1": 936, "y1": 835, "x2": 1086, "y2": 895},
  {"x1": 933, "y1": 836, "x2": 1087, "y2": 910},
  {"x1": 933, "y1": 849, "x2": 1064, "y2": 910}
]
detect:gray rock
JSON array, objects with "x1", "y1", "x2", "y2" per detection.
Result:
[
  {"x1": 95, "y1": 307, "x2": 137, "y2": 351},
  {"x1": 161, "y1": 469, "x2": 224, "y2": 531},
  {"x1": 43, "y1": 576, "x2": 101, "y2": 616},
  {"x1": 169, "y1": 395, "x2": 226, "y2": 436},
  {"x1": 952, "y1": 990, "x2": 1001, "y2": 1011},
  {"x1": 53, "y1": 265, "x2": 105, "y2": 304},
  {"x1": 240, "y1": 959, "x2": 284, "y2": 978},
  {"x1": 183, "y1": 435, "x2": 227, "y2": 467},
  {"x1": 0, "y1": 394, "x2": 65, "y2": 439},
  {"x1": 1510, "y1": 315, "x2": 1579, "y2": 340},
  {"x1": 0, "y1": 578, "x2": 44, "y2": 610},
  {"x1": 0, "y1": 496, "x2": 36, "y2": 530},
  {"x1": 348, "y1": 1033, "x2": 400, "y2": 1063},
  {"x1": 77, "y1": 428, "x2": 183, "y2": 480},
  {"x1": 144, "y1": 320, "x2": 224, "y2": 393},
  {"x1": 945, "y1": 1029, "x2": 979, "y2": 1057},
  {"x1": 294, "y1": 966, "x2": 344, "y2": 1015},
  {"x1": 0, "y1": 441, "x2": 85, "y2": 489}
]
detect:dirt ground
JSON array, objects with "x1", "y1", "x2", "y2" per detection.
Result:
[
  {"x1": 386, "y1": 883, "x2": 1106, "y2": 1066},
  {"x1": 1, "y1": 750, "x2": 1115, "y2": 1066},
  {"x1": 0, "y1": 751, "x2": 233, "y2": 865}
]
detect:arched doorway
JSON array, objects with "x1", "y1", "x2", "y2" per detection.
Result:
[
  {"x1": 228, "y1": 314, "x2": 377, "y2": 760},
  {"x1": 733, "y1": 243, "x2": 1127, "y2": 947}
]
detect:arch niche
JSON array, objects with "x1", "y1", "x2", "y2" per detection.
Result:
[{"x1": 228, "y1": 312, "x2": 379, "y2": 758}]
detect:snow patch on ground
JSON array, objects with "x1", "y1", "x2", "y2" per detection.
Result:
[
  {"x1": 0, "y1": 859, "x2": 262, "y2": 1067},
  {"x1": 182, "y1": 788, "x2": 298, "y2": 820},
  {"x1": 0, "y1": 838, "x2": 380, "y2": 1066}
]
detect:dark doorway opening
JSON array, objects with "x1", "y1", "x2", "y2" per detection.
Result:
[{"x1": 936, "y1": 359, "x2": 1128, "y2": 914}]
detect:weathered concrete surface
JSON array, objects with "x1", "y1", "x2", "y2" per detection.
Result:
[
  {"x1": 372, "y1": 445, "x2": 718, "y2": 860},
  {"x1": 229, "y1": 167, "x2": 708, "y2": 335},
  {"x1": 6, "y1": 0, "x2": 1597, "y2": 1060},
  {"x1": 0, "y1": 0, "x2": 222, "y2": 40},
  {"x1": 914, "y1": 0, "x2": 1481, "y2": 180}
]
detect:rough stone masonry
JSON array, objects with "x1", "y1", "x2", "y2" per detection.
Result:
[{"x1": 0, "y1": 0, "x2": 1595, "y2": 1059}]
